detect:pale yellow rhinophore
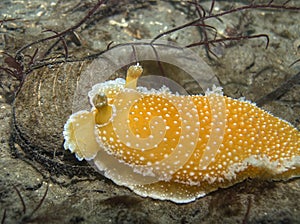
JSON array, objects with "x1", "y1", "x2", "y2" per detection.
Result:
[{"x1": 63, "y1": 64, "x2": 300, "y2": 203}]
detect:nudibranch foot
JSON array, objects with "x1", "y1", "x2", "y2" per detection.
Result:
[{"x1": 63, "y1": 64, "x2": 300, "y2": 203}]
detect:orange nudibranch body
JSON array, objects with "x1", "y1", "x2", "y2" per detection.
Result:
[{"x1": 63, "y1": 65, "x2": 300, "y2": 203}]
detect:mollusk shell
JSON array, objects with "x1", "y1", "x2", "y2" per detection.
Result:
[
  {"x1": 12, "y1": 61, "x2": 97, "y2": 175},
  {"x1": 63, "y1": 75, "x2": 300, "y2": 203}
]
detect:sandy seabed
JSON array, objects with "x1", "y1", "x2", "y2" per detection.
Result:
[{"x1": 0, "y1": 1, "x2": 299, "y2": 223}]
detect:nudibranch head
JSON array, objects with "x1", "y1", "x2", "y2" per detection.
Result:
[{"x1": 63, "y1": 64, "x2": 300, "y2": 203}]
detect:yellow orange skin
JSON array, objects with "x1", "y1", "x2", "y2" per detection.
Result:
[
  {"x1": 96, "y1": 92, "x2": 300, "y2": 188},
  {"x1": 63, "y1": 65, "x2": 300, "y2": 203}
]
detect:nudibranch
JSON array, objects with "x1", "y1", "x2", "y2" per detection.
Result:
[{"x1": 63, "y1": 64, "x2": 300, "y2": 203}]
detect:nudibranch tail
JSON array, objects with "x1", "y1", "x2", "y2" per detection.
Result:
[{"x1": 63, "y1": 64, "x2": 300, "y2": 203}]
